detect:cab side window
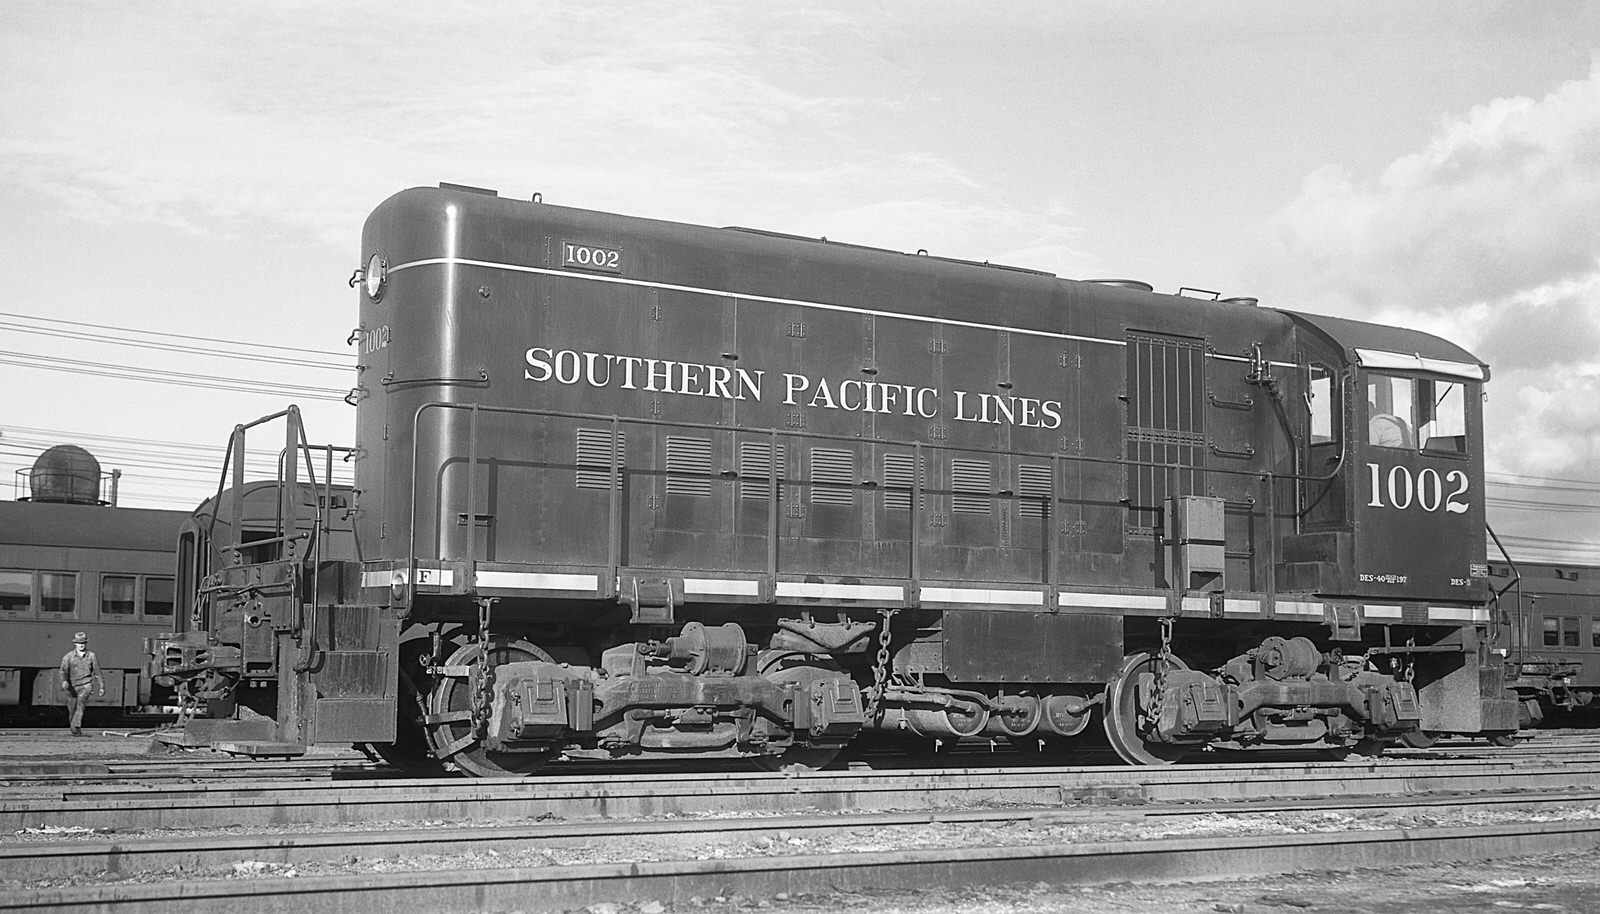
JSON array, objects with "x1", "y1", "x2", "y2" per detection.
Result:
[
  {"x1": 1308, "y1": 366, "x2": 1336, "y2": 445},
  {"x1": 1366, "y1": 373, "x2": 1468, "y2": 455},
  {"x1": 1367, "y1": 375, "x2": 1416, "y2": 448},
  {"x1": 1418, "y1": 379, "x2": 1467, "y2": 453}
]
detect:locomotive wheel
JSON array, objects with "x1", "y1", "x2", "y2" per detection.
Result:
[
  {"x1": 424, "y1": 637, "x2": 558, "y2": 778},
  {"x1": 1398, "y1": 729, "x2": 1440, "y2": 749},
  {"x1": 363, "y1": 636, "x2": 446, "y2": 775},
  {"x1": 1102, "y1": 651, "x2": 1189, "y2": 766},
  {"x1": 366, "y1": 667, "x2": 446, "y2": 775},
  {"x1": 750, "y1": 653, "x2": 847, "y2": 773}
]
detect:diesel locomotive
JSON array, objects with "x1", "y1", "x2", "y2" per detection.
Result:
[{"x1": 151, "y1": 184, "x2": 1519, "y2": 774}]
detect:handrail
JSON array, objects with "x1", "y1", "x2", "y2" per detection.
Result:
[
  {"x1": 1487, "y1": 524, "x2": 1523, "y2": 666},
  {"x1": 403, "y1": 401, "x2": 1339, "y2": 603}
]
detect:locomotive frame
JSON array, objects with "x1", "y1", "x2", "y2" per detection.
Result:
[{"x1": 153, "y1": 184, "x2": 1519, "y2": 773}]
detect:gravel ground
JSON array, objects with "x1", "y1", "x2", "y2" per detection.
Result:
[{"x1": 629, "y1": 850, "x2": 1600, "y2": 914}]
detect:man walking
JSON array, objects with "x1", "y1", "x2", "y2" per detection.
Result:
[{"x1": 59, "y1": 632, "x2": 103, "y2": 736}]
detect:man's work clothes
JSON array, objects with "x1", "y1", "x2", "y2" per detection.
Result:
[
  {"x1": 60, "y1": 650, "x2": 103, "y2": 695},
  {"x1": 59, "y1": 650, "x2": 103, "y2": 732}
]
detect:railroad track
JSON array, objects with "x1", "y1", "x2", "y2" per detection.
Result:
[
  {"x1": 6, "y1": 796, "x2": 1600, "y2": 913},
  {"x1": 7, "y1": 754, "x2": 1600, "y2": 831},
  {"x1": 4, "y1": 734, "x2": 1600, "y2": 912}
]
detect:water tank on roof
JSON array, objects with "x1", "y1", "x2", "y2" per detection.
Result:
[{"x1": 27, "y1": 445, "x2": 103, "y2": 505}]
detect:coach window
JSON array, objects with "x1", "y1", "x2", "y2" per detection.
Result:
[
  {"x1": 1551, "y1": 616, "x2": 1582, "y2": 648},
  {"x1": 145, "y1": 577, "x2": 175, "y2": 618},
  {"x1": 0, "y1": 571, "x2": 30, "y2": 613},
  {"x1": 101, "y1": 575, "x2": 136, "y2": 616},
  {"x1": 41, "y1": 572, "x2": 76, "y2": 614},
  {"x1": 1591, "y1": 617, "x2": 1600, "y2": 648}
]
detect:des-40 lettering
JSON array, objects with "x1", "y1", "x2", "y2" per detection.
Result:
[{"x1": 1366, "y1": 463, "x2": 1469, "y2": 514}]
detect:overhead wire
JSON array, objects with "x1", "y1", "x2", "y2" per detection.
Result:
[
  {"x1": 0, "y1": 320, "x2": 348, "y2": 370},
  {"x1": 0, "y1": 310, "x2": 347, "y2": 358},
  {"x1": 0, "y1": 351, "x2": 349, "y2": 400}
]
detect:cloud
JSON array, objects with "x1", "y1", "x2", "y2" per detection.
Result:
[
  {"x1": 1256, "y1": 55, "x2": 1600, "y2": 319},
  {"x1": 0, "y1": 3, "x2": 877, "y2": 244}
]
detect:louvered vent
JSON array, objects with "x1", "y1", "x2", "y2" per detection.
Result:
[
  {"x1": 951, "y1": 458, "x2": 993, "y2": 515},
  {"x1": 665, "y1": 436, "x2": 713, "y2": 497},
  {"x1": 810, "y1": 448, "x2": 855, "y2": 506},
  {"x1": 882, "y1": 453, "x2": 923, "y2": 511},
  {"x1": 738, "y1": 441, "x2": 786, "y2": 500},
  {"x1": 1017, "y1": 464, "x2": 1053, "y2": 518},
  {"x1": 575, "y1": 428, "x2": 626, "y2": 490}
]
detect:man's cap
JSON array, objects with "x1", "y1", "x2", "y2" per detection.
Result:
[{"x1": 72, "y1": 632, "x2": 87, "y2": 644}]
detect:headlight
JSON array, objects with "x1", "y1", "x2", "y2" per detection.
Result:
[{"x1": 364, "y1": 253, "x2": 388, "y2": 302}]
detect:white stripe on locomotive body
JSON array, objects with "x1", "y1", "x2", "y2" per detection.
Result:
[
  {"x1": 922, "y1": 587, "x2": 1045, "y2": 606},
  {"x1": 682, "y1": 578, "x2": 763, "y2": 597},
  {"x1": 1429, "y1": 606, "x2": 1490, "y2": 623},
  {"x1": 477, "y1": 571, "x2": 598, "y2": 591},
  {"x1": 1057, "y1": 591, "x2": 1166, "y2": 610},
  {"x1": 357, "y1": 568, "x2": 457, "y2": 587},
  {"x1": 387, "y1": 256, "x2": 1302, "y2": 369},
  {"x1": 355, "y1": 564, "x2": 1487, "y2": 629},
  {"x1": 775, "y1": 581, "x2": 905, "y2": 602}
]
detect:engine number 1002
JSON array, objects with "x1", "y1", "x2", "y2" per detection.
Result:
[{"x1": 1366, "y1": 463, "x2": 1469, "y2": 514}]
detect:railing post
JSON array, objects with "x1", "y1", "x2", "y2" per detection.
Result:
[
  {"x1": 228, "y1": 426, "x2": 246, "y2": 563},
  {"x1": 608, "y1": 415, "x2": 622, "y2": 582},
  {"x1": 281, "y1": 407, "x2": 300, "y2": 550},
  {"x1": 1049, "y1": 453, "x2": 1061, "y2": 588},
  {"x1": 911, "y1": 441, "x2": 923, "y2": 585},
  {"x1": 766, "y1": 428, "x2": 780, "y2": 588},
  {"x1": 466, "y1": 404, "x2": 479, "y2": 576},
  {"x1": 1263, "y1": 472, "x2": 1277, "y2": 615}
]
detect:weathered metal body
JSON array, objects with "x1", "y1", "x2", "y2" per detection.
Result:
[{"x1": 152, "y1": 185, "x2": 1518, "y2": 772}]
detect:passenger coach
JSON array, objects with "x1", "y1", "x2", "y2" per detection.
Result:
[{"x1": 2, "y1": 446, "x2": 182, "y2": 718}]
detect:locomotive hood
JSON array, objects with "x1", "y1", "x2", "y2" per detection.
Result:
[{"x1": 1280, "y1": 310, "x2": 1490, "y2": 382}]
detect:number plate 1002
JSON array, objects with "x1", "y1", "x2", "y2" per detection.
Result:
[{"x1": 562, "y1": 241, "x2": 623, "y2": 274}]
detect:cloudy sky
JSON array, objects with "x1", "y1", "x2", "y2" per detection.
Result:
[{"x1": 3, "y1": 1, "x2": 1598, "y2": 563}]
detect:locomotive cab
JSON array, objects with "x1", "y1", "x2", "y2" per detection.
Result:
[{"x1": 1284, "y1": 314, "x2": 1490, "y2": 607}]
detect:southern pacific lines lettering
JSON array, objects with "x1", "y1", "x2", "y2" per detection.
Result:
[
  {"x1": 525, "y1": 347, "x2": 764, "y2": 400},
  {"x1": 524, "y1": 345, "x2": 1063, "y2": 429}
]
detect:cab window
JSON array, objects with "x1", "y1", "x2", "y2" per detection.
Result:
[
  {"x1": 1308, "y1": 366, "x2": 1336, "y2": 445},
  {"x1": 1419, "y1": 380, "x2": 1467, "y2": 453},
  {"x1": 1366, "y1": 373, "x2": 1467, "y2": 454}
]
